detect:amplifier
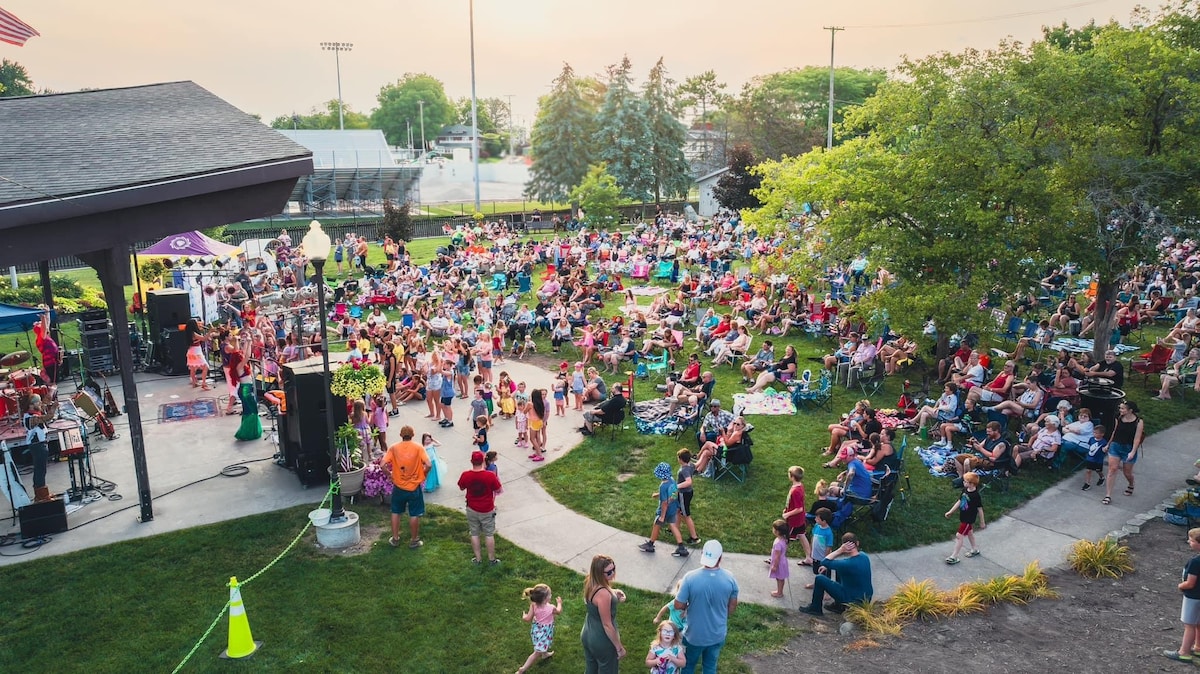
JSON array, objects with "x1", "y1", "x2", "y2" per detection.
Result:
[{"x1": 19, "y1": 499, "x2": 68, "y2": 538}]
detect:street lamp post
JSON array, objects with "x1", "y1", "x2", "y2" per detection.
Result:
[
  {"x1": 468, "y1": 0, "x2": 480, "y2": 212},
  {"x1": 320, "y1": 41, "x2": 353, "y2": 131},
  {"x1": 418, "y1": 100, "x2": 426, "y2": 154},
  {"x1": 301, "y1": 221, "x2": 344, "y2": 522}
]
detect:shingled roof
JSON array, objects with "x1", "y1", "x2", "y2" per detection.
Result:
[{"x1": 0, "y1": 81, "x2": 313, "y2": 267}]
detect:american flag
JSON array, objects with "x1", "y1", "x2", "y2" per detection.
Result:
[{"x1": 0, "y1": 6, "x2": 39, "y2": 47}]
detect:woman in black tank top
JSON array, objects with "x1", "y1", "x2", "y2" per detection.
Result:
[{"x1": 1103, "y1": 400, "x2": 1144, "y2": 505}]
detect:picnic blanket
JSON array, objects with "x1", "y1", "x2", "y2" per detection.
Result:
[
  {"x1": 633, "y1": 398, "x2": 688, "y2": 435},
  {"x1": 1049, "y1": 338, "x2": 1139, "y2": 356},
  {"x1": 733, "y1": 390, "x2": 797, "y2": 416},
  {"x1": 628, "y1": 285, "x2": 669, "y2": 297},
  {"x1": 916, "y1": 443, "x2": 958, "y2": 477}
]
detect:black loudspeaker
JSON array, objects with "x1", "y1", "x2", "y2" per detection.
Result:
[
  {"x1": 19, "y1": 499, "x2": 68, "y2": 538},
  {"x1": 282, "y1": 360, "x2": 348, "y2": 487},
  {"x1": 147, "y1": 288, "x2": 192, "y2": 338},
  {"x1": 158, "y1": 328, "x2": 190, "y2": 376}
]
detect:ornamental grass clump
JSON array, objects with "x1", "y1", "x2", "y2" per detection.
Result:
[{"x1": 1068, "y1": 538, "x2": 1135, "y2": 579}]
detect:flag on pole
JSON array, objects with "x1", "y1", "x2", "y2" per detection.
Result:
[{"x1": 0, "y1": 6, "x2": 40, "y2": 47}]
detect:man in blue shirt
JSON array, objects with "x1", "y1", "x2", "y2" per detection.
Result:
[
  {"x1": 799, "y1": 533, "x2": 873, "y2": 616},
  {"x1": 674, "y1": 540, "x2": 739, "y2": 674}
]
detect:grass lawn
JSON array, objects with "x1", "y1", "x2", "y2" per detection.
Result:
[{"x1": 0, "y1": 504, "x2": 794, "y2": 673}]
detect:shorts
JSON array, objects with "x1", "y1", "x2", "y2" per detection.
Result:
[
  {"x1": 530, "y1": 418, "x2": 544, "y2": 431},
  {"x1": 441, "y1": 395, "x2": 453, "y2": 406},
  {"x1": 957, "y1": 522, "x2": 974, "y2": 536},
  {"x1": 1107, "y1": 441, "x2": 1138, "y2": 464},
  {"x1": 678, "y1": 490, "x2": 694, "y2": 518},
  {"x1": 976, "y1": 389, "x2": 1003, "y2": 404},
  {"x1": 655, "y1": 501, "x2": 680, "y2": 525},
  {"x1": 390, "y1": 486, "x2": 425, "y2": 517},
  {"x1": 1183, "y1": 596, "x2": 1200, "y2": 625},
  {"x1": 456, "y1": 364, "x2": 469, "y2": 376},
  {"x1": 466, "y1": 507, "x2": 497, "y2": 537},
  {"x1": 479, "y1": 359, "x2": 492, "y2": 369}
]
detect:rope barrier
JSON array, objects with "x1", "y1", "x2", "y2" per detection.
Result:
[{"x1": 170, "y1": 485, "x2": 333, "y2": 673}]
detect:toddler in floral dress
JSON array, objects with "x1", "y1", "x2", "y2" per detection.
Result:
[{"x1": 517, "y1": 583, "x2": 562, "y2": 674}]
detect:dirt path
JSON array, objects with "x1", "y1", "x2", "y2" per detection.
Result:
[{"x1": 745, "y1": 517, "x2": 1195, "y2": 673}]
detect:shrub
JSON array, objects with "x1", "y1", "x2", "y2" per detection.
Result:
[
  {"x1": 844, "y1": 600, "x2": 904, "y2": 636},
  {"x1": 1068, "y1": 538, "x2": 1135, "y2": 579},
  {"x1": 887, "y1": 579, "x2": 952, "y2": 621},
  {"x1": 968, "y1": 575, "x2": 1029, "y2": 605},
  {"x1": 943, "y1": 584, "x2": 987, "y2": 616}
]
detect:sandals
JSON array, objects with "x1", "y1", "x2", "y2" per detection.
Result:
[
  {"x1": 1125, "y1": 486, "x2": 1134, "y2": 496},
  {"x1": 1102, "y1": 496, "x2": 1112, "y2": 505},
  {"x1": 1163, "y1": 650, "x2": 1193, "y2": 662},
  {"x1": 945, "y1": 557, "x2": 960, "y2": 565},
  {"x1": 965, "y1": 549, "x2": 981, "y2": 558}
]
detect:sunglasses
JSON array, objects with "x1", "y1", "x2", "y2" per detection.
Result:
[{"x1": 604, "y1": 566, "x2": 616, "y2": 577}]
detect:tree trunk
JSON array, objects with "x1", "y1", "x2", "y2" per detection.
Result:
[
  {"x1": 935, "y1": 332, "x2": 951, "y2": 362},
  {"x1": 1090, "y1": 279, "x2": 1119, "y2": 364}
]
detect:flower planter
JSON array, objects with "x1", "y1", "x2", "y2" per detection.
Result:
[{"x1": 338, "y1": 466, "x2": 366, "y2": 498}]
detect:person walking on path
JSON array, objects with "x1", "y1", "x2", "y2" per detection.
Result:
[
  {"x1": 1103, "y1": 400, "x2": 1145, "y2": 505},
  {"x1": 944, "y1": 472, "x2": 985, "y2": 565},
  {"x1": 799, "y1": 533, "x2": 873, "y2": 616},
  {"x1": 638, "y1": 462, "x2": 690, "y2": 557},
  {"x1": 582, "y1": 554, "x2": 627, "y2": 674},
  {"x1": 1164, "y1": 527, "x2": 1200, "y2": 662},
  {"x1": 676, "y1": 449, "x2": 700, "y2": 545},
  {"x1": 673, "y1": 540, "x2": 739, "y2": 674},
  {"x1": 458, "y1": 450, "x2": 502, "y2": 564},
  {"x1": 378, "y1": 425, "x2": 430, "y2": 549}
]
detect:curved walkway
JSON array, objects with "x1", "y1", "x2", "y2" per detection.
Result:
[{"x1": 8, "y1": 359, "x2": 1196, "y2": 611}]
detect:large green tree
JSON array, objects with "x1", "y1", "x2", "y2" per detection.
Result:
[
  {"x1": 370, "y1": 74, "x2": 455, "y2": 147},
  {"x1": 643, "y1": 58, "x2": 692, "y2": 202},
  {"x1": 269, "y1": 100, "x2": 370, "y2": 130},
  {"x1": 592, "y1": 56, "x2": 655, "y2": 201},
  {"x1": 0, "y1": 59, "x2": 35, "y2": 97},
  {"x1": 568, "y1": 163, "x2": 622, "y2": 227},
  {"x1": 525, "y1": 63, "x2": 599, "y2": 202}
]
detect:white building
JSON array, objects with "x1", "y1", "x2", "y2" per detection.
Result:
[{"x1": 694, "y1": 167, "x2": 729, "y2": 218}]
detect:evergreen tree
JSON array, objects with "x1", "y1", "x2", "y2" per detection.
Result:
[
  {"x1": 712, "y1": 145, "x2": 762, "y2": 211},
  {"x1": 525, "y1": 63, "x2": 598, "y2": 202},
  {"x1": 592, "y1": 56, "x2": 655, "y2": 201},
  {"x1": 643, "y1": 58, "x2": 692, "y2": 203}
]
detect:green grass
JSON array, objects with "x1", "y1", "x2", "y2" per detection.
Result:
[{"x1": 0, "y1": 504, "x2": 793, "y2": 673}]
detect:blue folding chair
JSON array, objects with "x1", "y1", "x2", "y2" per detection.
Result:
[
  {"x1": 490, "y1": 273, "x2": 507, "y2": 291},
  {"x1": 517, "y1": 273, "x2": 531, "y2": 296}
]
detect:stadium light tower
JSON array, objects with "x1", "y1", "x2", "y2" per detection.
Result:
[{"x1": 320, "y1": 42, "x2": 353, "y2": 130}]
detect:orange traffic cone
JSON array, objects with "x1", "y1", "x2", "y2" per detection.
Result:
[{"x1": 220, "y1": 576, "x2": 261, "y2": 659}]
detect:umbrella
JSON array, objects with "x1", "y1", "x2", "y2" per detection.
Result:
[{"x1": 140, "y1": 231, "x2": 240, "y2": 258}]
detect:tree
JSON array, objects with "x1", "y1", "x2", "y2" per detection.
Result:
[
  {"x1": 592, "y1": 56, "x2": 655, "y2": 201},
  {"x1": 679, "y1": 70, "x2": 729, "y2": 172},
  {"x1": 712, "y1": 145, "x2": 762, "y2": 211},
  {"x1": 568, "y1": 164, "x2": 622, "y2": 226},
  {"x1": 642, "y1": 58, "x2": 692, "y2": 202},
  {"x1": 454, "y1": 96, "x2": 505, "y2": 158},
  {"x1": 525, "y1": 63, "x2": 599, "y2": 202},
  {"x1": 370, "y1": 74, "x2": 455, "y2": 147},
  {"x1": 269, "y1": 100, "x2": 369, "y2": 130},
  {"x1": 0, "y1": 59, "x2": 35, "y2": 97},
  {"x1": 381, "y1": 199, "x2": 414, "y2": 242}
]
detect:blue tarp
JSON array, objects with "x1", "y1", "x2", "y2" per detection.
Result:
[{"x1": 0, "y1": 302, "x2": 44, "y2": 335}]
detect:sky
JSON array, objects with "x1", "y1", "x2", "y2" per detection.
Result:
[{"x1": 7, "y1": 0, "x2": 1147, "y2": 130}]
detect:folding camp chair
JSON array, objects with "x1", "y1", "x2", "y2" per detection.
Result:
[{"x1": 713, "y1": 429, "x2": 754, "y2": 483}]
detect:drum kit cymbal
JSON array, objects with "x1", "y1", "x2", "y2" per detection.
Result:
[
  {"x1": 0, "y1": 350, "x2": 30, "y2": 368},
  {"x1": 0, "y1": 352, "x2": 37, "y2": 418}
]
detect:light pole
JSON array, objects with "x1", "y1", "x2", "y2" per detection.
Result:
[
  {"x1": 301, "y1": 221, "x2": 343, "y2": 522},
  {"x1": 320, "y1": 41, "x2": 353, "y2": 131},
  {"x1": 418, "y1": 100, "x2": 426, "y2": 154},
  {"x1": 468, "y1": 0, "x2": 480, "y2": 212}
]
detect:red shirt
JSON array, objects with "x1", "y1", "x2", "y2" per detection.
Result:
[
  {"x1": 786, "y1": 483, "x2": 807, "y2": 529},
  {"x1": 458, "y1": 468, "x2": 502, "y2": 513}
]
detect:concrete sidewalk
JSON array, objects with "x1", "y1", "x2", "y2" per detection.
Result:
[{"x1": 3, "y1": 359, "x2": 1195, "y2": 613}]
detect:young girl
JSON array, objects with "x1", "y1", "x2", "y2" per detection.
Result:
[
  {"x1": 421, "y1": 433, "x2": 444, "y2": 493},
  {"x1": 552, "y1": 374, "x2": 568, "y2": 416},
  {"x1": 369, "y1": 393, "x2": 388, "y2": 457},
  {"x1": 514, "y1": 400, "x2": 529, "y2": 448},
  {"x1": 473, "y1": 414, "x2": 490, "y2": 454},
  {"x1": 571, "y1": 362, "x2": 586, "y2": 411},
  {"x1": 351, "y1": 400, "x2": 372, "y2": 453},
  {"x1": 498, "y1": 386, "x2": 517, "y2": 419},
  {"x1": 783, "y1": 466, "x2": 815, "y2": 564},
  {"x1": 767, "y1": 519, "x2": 790, "y2": 598},
  {"x1": 517, "y1": 583, "x2": 562, "y2": 674},
  {"x1": 644, "y1": 620, "x2": 686, "y2": 674},
  {"x1": 652, "y1": 580, "x2": 687, "y2": 633},
  {"x1": 486, "y1": 450, "x2": 502, "y2": 495},
  {"x1": 482, "y1": 381, "x2": 496, "y2": 418},
  {"x1": 492, "y1": 326, "x2": 506, "y2": 365}
]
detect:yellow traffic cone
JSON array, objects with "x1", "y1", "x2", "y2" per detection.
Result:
[{"x1": 221, "y1": 576, "x2": 261, "y2": 659}]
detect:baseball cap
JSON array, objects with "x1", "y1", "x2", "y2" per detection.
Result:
[
  {"x1": 700, "y1": 540, "x2": 723, "y2": 568},
  {"x1": 653, "y1": 461, "x2": 672, "y2": 480},
  {"x1": 709, "y1": 399, "x2": 721, "y2": 407},
  {"x1": 470, "y1": 451, "x2": 486, "y2": 465}
]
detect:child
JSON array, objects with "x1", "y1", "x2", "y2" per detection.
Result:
[
  {"x1": 369, "y1": 393, "x2": 388, "y2": 457},
  {"x1": 499, "y1": 386, "x2": 517, "y2": 419},
  {"x1": 514, "y1": 403, "x2": 530, "y2": 448},
  {"x1": 652, "y1": 580, "x2": 687, "y2": 633},
  {"x1": 944, "y1": 471, "x2": 985, "y2": 564},
  {"x1": 514, "y1": 380, "x2": 530, "y2": 407},
  {"x1": 638, "y1": 462, "x2": 690, "y2": 557},
  {"x1": 782, "y1": 466, "x2": 815, "y2": 564},
  {"x1": 470, "y1": 388, "x2": 489, "y2": 425},
  {"x1": 483, "y1": 381, "x2": 496, "y2": 417},
  {"x1": 486, "y1": 450, "x2": 503, "y2": 496},
  {"x1": 517, "y1": 583, "x2": 562, "y2": 673},
  {"x1": 804, "y1": 507, "x2": 835, "y2": 587},
  {"x1": 644, "y1": 620, "x2": 686, "y2": 674},
  {"x1": 571, "y1": 362, "x2": 586, "y2": 411},
  {"x1": 519, "y1": 333, "x2": 537, "y2": 359},
  {"x1": 473, "y1": 414, "x2": 491, "y2": 454},
  {"x1": 1165, "y1": 528, "x2": 1200, "y2": 662},
  {"x1": 767, "y1": 519, "x2": 790, "y2": 598},
  {"x1": 351, "y1": 400, "x2": 372, "y2": 454},
  {"x1": 675, "y1": 449, "x2": 700, "y2": 545},
  {"x1": 421, "y1": 433, "x2": 444, "y2": 492},
  {"x1": 552, "y1": 373, "x2": 567, "y2": 417},
  {"x1": 1081, "y1": 424, "x2": 1108, "y2": 490}
]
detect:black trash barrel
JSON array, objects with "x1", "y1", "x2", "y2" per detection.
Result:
[{"x1": 1078, "y1": 384, "x2": 1126, "y2": 431}]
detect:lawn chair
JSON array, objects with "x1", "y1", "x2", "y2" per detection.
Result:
[
  {"x1": 725, "y1": 334, "x2": 753, "y2": 369},
  {"x1": 855, "y1": 355, "x2": 887, "y2": 397},
  {"x1": 517, "y1": 272, "x2": 532, "y2": 296},
  {"x1": 654, "y1": 260, "x2": 674, "y2": 281},
  {"x1": 713, "y1": 428, "x2": 754, "y2": 483},
  {"x1": 792, "y1": 370, "x2": 833, "y2": 412},
  {"x1": 636, "y1": 352, "x2": 670, "y2": 380},
  {"x1": 631, "y1": 262, "x2": 650, "y2": 280},
  {"x1": 1130, "y1": 343, "x2": 1171, "y2": 387},
  {"x1": 540, "y1": 264, "x2": 557, "y2": 281},
  {"x1": 595, "y1": 405, "x2": 627, "y2": 440},
  {"x1": 490, "y1": 272, "x2": 508, "y2": 291}
]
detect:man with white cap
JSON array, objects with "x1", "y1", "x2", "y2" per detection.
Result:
[{"x1": 673, "y1": 539, "x2": 738, "y2": 674}]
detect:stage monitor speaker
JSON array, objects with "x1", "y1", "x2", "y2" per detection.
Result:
[
  {"x1": 147, "y1": 288, "x2": 192, "y2": 338},
  {"x1": 158, "y1": 328, "x2": 190, "y2": 376},
  {"x1": 19, "y1": 499, "x2": 68, "y2": 538},
  {"x1": 282, "y1": 361, "x2": 347, "y2": 487}
]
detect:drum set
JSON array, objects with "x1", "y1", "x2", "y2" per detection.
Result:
[{"x1": 0, "y1": 351, "x2": 52, "y2": 420}]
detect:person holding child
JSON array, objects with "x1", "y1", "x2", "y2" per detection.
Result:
[
  {"x1": 517, "y1": 583, "x2": 562, "y2": 674},
  {"x1": 944, "y1": 472, "x2": 985, "y2": 565},
  {"x1": 1163, "y1": 528, "x2": 1200, "y2": 662}
]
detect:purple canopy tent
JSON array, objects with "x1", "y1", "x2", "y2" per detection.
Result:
[{"x1": 139, "y1": 231, "x2": 240, "y2": 257}]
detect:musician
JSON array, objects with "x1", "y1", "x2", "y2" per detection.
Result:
[
  {"x1": 23, "y1": 393, "x2": 55, "y2": 503},
  {"x1": 32, "y1": 310, "x2": 62, "y2": 384},
  {"x1": 184, "y1": 319, "x2": 211, "y2": 390}
]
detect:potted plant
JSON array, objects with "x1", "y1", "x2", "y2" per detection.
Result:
[
  {"x1": 330, "y1": 361, "x2": 387, "y2": 401},
  {"x1": 334, "y1": 422, "x2": 369, "y2": 498}
]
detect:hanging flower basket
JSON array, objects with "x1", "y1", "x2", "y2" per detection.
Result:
[{"x1": 330, "y1": 361, "x2": 386, "y2": 400}]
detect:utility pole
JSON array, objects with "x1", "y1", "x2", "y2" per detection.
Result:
[
  {"x1": 320, "y1": 42, "x2": 353, "y2": 130},
  {"x1": 418, "y1": 99, "x2": 426, "y2": 154},
  {"x1": 468, "y1": 0, "x2": 481, "y2": 212},
  {"x1": 824, "y1": 26, "x2": 843, "y2": 150},
  {"x1": 505, "y1": 94, "x2": 515, "y2": 158}
]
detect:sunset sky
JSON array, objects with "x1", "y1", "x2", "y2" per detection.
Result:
[{"x1": 7, "y1": 0, "x2": 1146, "y2": 128}]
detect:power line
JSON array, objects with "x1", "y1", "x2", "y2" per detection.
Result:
[{"x1": 844, "y1": 0, "x2": 1110, "y2": 30}]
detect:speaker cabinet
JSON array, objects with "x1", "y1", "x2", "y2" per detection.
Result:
[
  {"x1": 19, "y1": 499, "x2": 68, "y2": 539},
  {"x1": 281, "y1": 360, "x2": 348, "y2": 487},
  {"x1": 147, "y1": 289, "x2": 192, "y2": 339},
  {"x1": 158, "y1": 328, "x2": 190, "y2": 376}
]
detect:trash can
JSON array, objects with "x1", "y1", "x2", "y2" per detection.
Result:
[{"x1": 1078, "y1": 383, "x2": 1126, "y2": 431}]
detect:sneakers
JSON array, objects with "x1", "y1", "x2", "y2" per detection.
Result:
[
  {"x1": 389, "y1": 537, "x2": 399, "y2": 547},
  {"x1": 672, "y1": 545, "x2": 690, "y2": 557},
  {"x1": 685, "y1": 537, "x2": 702, "y2": 546},
  {"x1": 408, "y1": 539, "x2": 424, "y2": 549},
  {"x1": 490, "y1": 558, "x2": 501, "y2": 566},
  {"x1": 638, "y1": 541, "x2": 656, "y2": 553}
]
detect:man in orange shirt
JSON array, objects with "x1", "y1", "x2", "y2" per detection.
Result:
[{"x1": 378, "y1": 425, "x2": 431, "y2": 548}]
